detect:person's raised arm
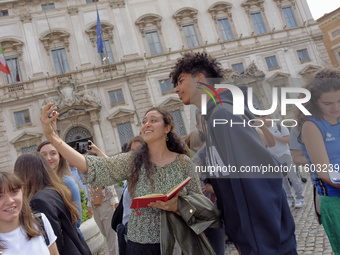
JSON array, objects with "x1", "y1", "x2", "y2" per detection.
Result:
[
  {"x1": 88, "y1": 140, "x2": 108, "y2": 158},
  {"x1": 302, "y1": 121, "x2": 340, "y2": 188},
  {"x1": 40, "y1": 103, "x2": 87, "y2": 173}
]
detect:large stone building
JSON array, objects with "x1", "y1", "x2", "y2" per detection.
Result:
[
  {"x1": 0, "y1": 0, "x2": 331, "y2": 170},
  {"x1": 317, "y1": 7, "x2": 340, "y2": 68}
]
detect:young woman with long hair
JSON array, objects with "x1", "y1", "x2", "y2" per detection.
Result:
[
  {"x1": 40, "y1": 106, "x2": 220, "y2": 255},
  {"x1": 37, "y1": 141, "x2": 83, "y2": 231},
  {"x1": 14, "y1": 152, "x2": 91, "y2": 255},
  {"x1": 0, "y1": 171, "x2": 59, "y2": 255},
  {"x1": 297, "y1": 68, "x2": 340, "y2": 253}
]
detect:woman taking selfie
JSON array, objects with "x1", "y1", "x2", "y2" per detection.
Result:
[
  {"x1": 0, "y1": 171, "x2": 59, "y2": 255},
  {"x1": 40, "y1": 106, "x2": 220, "y2": 255},
  {"x1": 14, "y1": 152, "x2": 91, "y2": 255}
]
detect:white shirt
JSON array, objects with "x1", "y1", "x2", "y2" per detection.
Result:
[
  {"x1": 267, "y1": 124, "x2": 291, "y2": 158},
  {"x1": 0, "y1": 213, "x2": 57, "y2": 255}
]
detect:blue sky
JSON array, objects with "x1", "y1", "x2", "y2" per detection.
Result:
[{"x1": 306, "y1": 0, "x2": 339, "y2": 20}]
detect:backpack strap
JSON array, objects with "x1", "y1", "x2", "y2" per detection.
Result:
[
  {"x1": 180, "y1": 154, "x2": 183, "y2": 168},
  {"x1": 34, "y1": 213, "x2": 50, "y2": 246}
]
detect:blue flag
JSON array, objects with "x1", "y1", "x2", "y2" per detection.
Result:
[{"x1": 96, "y1": 9, "x2": 104, "y2": 54}]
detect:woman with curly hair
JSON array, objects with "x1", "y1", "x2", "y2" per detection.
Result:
[
  {"x1": 40, "y1": 106, "x2": 220, "y2": 255},
  {"x1": 14, "y1": 152, "x2": 91, "y2": 255},
  {"x1": 297, "y1": 68, "x2": 340, "y2": 254},
  {"x1": 0, "y1": 171, "x2": 59, "y2": 254}
]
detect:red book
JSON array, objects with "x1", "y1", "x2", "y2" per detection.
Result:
[{"x1": 130, "y1": 177, "x2": 192, "y2": 216}]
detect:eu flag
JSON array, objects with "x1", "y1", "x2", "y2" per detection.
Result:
[{"x1": 96, "y1": 9, "x2": 104, "y2": 54}]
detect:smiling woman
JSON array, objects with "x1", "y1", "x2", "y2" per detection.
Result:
[
  {"x1": 37, "y1": 141, "x2": 83, "y2": 234},
  {"x1": 0, "y1": 171, "x2": 59, "y2": 255},
  {"x1": 39, "y1": 105, "x2": 221, "y2": 255},
  {"x1": 14, "y1": 152, "x2": 91, "y2": 255}
]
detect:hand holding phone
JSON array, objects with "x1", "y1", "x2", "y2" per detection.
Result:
[{"x1": 48, "y1": 105, "x2": 58, "y2": 118}]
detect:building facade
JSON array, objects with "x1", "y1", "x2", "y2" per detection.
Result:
[
  {"x1": 0, "y1": 0, "x2": 331, "y2": 170},
  {"x1": 317, "y1": 7, "x2": 340, "y2": 68}
]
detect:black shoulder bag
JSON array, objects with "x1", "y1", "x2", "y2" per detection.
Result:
[{"x1": 111, "y1": 186, "x2": 126, "y2": 232}]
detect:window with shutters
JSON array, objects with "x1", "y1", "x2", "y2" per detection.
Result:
[
  {"x1": 136, "y1": 14, "x2": 165, "y2": 56},
  {"x1": 51, "y1": 48, "x2": 70, "y2": 74},
  {"x1": 159, "y1": 78, "x2": 173, "y2": 94},
  {"x1": 173, "y1": 8, "x2": 203, "y2": 49},
  {"x1": 108, "y1": 89, "x2": 125, "y2": 105},
  {"x1": 297, "y1": 49, "x2": 310, "y2": 63},
  {"x1": 14, "y1": 109, "x2": 31, "y2": 127},
  {"x1": 265, "y1": 56, "x2": 279, "y2": 70},
  {"x1": 282, "y1": 6, "x2": 297, "y2": 28}
]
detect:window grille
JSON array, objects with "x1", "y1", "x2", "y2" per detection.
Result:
[
  {"x1": 117, "y1": 122, "x2": 134, "y2": 145},
  {"x1": 171, "y1": 110, "x2": 187, "y2": 136},
  {"x1": 21, "y1": 145, "x2": 37, "y2": 154}
]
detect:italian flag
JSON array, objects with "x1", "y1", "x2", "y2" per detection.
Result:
[{"x1": 0, "y1": 44, "x2": 11, "y2": 75}]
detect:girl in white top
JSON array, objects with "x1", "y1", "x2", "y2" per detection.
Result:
[{"x1": 0, "y1": 172, "x2": 58, "y2": 255}]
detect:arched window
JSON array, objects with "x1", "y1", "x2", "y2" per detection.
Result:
[
  {"x1": 273, "y1": 0, "x2": 300, "y2": 29},
  {"x1": 242, "y1": 0, "x2": 270, "y2": 35},
  {"x1": 0, "y1": 39, "x2": 24, "y2": 84},
  {"x1": 208, "y1": 2, "x2": 237, "y2": 41},
  {"x1": 136, "y1": 14, "x2": 165, "y2": 56},
  {"x1": 173, "y1": 8, "x2": 202, "y2": 49},
  {"x1": 40, "y1": 30, "x2": 71, "y2": 75},
  {"x1": 85, "y1": 22, "x2": 117, "y2": 65}
]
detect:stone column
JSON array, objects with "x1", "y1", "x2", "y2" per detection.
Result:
[
  {"x1": 21, "y1": 12, "x2": 43, "y2": 78},
  {"x1": 89, "y1": 110, "x2": 106, "y2": 153}
]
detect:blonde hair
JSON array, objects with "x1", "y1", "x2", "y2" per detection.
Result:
[{"x1": 14, "y1": 152, "x2": 80, "y2": 224}]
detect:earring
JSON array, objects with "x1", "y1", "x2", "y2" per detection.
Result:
[{"x1": 166, "y1": 135, "x2": 169, "y2": 142}]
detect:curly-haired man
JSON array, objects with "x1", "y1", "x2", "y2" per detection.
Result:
[{"x1": 170, "y1": 52, "x2": 297, "y2": 255}]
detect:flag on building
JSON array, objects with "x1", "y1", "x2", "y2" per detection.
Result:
[
  {"x1": 0, "y1": 44, "x2": 11, "y2": 75},
  {"x1": 96, "y1": 9, "x2": 104, "y2": 54}
]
